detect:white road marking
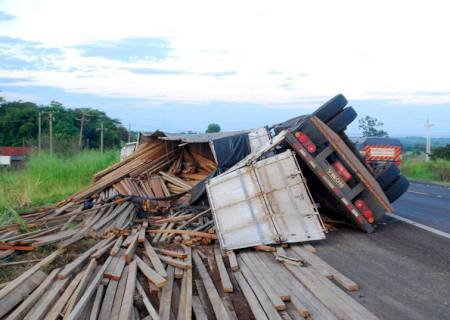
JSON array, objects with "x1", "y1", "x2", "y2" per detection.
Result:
[
  {"x1": 387, "y1": 213, "x2": 450, "y2": 240},
  {"x1": 407, "y1": 190, "x2": 429, "y2": 196}
]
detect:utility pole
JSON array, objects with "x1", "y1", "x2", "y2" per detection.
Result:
[
  {"x1": 48, "y1": 112, "x2": 53, "y2": 156},
  {"x1": 128, "y1": 123, "x2": 131, "y2": 143},
  {"x1": 78, "y1": 112, "x2": 87, "y2": 150},
  {"x1": 38, "y1": 111, "x2": 41, "y2": 155},
  {"x1": 100, "y1": 122, "x2": 104, "y2": 153},
  {"x1": 424, "y1": 118, "x2": 434, "y2": 162}
]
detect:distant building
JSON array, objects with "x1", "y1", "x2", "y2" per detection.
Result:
[{"x1": 0, "y1": 147, "x2": 32, "y2": 168}]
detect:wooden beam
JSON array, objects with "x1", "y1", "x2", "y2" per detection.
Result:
[
  {"x1": 66, "y1": 256, "x2": 113, "y2": 320},
  {"x1": 5, "y1": 269, "x2": 59, "y2": 320},
  {"x1": 136, "y1": 280, "x2": 159, "y2": 320},
  {"x1": 0, "y1": 270, "x2": 46, "y2": 318},
  {"x1": 147, "y1": 229, "x2": 217, "y2": 239},
  {"x1": 135, "y1": 256, "x2": 167, "y2": 288},
  {"x1": 159, "y1": 265, "x2": 175, "y2": 320},
  {"x1": 119, "y1": 259, "x2": 137, "y2": 320},
  {"x1": 214, "y1": 247, "x2": 233, "y2": 293},
  {"x1": 192, "y1": 251, "x2": 230, "y2": 320},
  {"x1": 0, "y1": 248, "x2": 63, "y2": 299},
  {"x1": 143, "y1": 239, "x2": 167, "y2": 278}
]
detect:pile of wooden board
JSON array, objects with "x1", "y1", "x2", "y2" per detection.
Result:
[
  {"x1": 0, "y1": 134, "x2": 382, "y2": 319},
  {"x1": 0, "y1": 237, "x2": 379, "y2": 319}
]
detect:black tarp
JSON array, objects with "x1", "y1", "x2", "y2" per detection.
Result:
[{"x1": 211, "y1": 133, "x2": 251, "y2": 173}]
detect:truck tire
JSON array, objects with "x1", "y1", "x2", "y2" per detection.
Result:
[
  {"x1": 327, "y1": 107, "x2": 357, "y2": 133},
  {"x1": 385, "y1": 175, "x2": 409, "y2": 203},
  {"x1": 376, "y1": 163, "x2": 400, "y2": 190},
  {"x1": 312, "y1": 94, "x2": 347, "y2": 123}
]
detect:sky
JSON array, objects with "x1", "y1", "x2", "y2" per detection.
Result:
[{"x1": 0, "y1": 0, "x2": 449, "y2": 137}]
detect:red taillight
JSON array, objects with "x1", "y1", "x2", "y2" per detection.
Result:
[
  {"x1": 354, "y1": 200, "x2": 374, "y2": 223},
  {"x1": 294, "y1": 132, "x2": 316, "y2": 154},
  {"x1": 333, "y1": 161, "x2": 352, "y2": 181}
]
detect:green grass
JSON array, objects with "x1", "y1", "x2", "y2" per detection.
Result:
[
  {"x1": 401, "y1": 159, "x2": 450, "y2": 185},
  {"x1": 0, "y1": 150, "x2": 119, "y2": 225}
]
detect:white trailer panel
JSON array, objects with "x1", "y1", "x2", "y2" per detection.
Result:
[
  {"x1": 206, "y1": 150, "x2": 325, "y2": 250},
  {"x1": 248, "y1": 127, "x2": 271, "y2": 152}
]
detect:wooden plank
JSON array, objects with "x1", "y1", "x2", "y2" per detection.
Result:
[
  {"x1": 24, "y1": 277, "x2": 72, "y2": 320},
  {"x1": 191, "y1": 296, "x2": 208, "y2": 320},
  {"x1": 256, "y1": 252, "x2": 337, "y2": 320},
  {"x1": 303, "y1": 243, "x2": 316, "y2": 253},
  {"x1": 135, "y1": 256, "x2": 167, "y2": 287},
  {"x1": 143, "y1": 239, "x2": 167, "y2": 278},
  {"x1": 0, "y1": 248, "x2": 63, "y2": 299},
  {"x1": 110, "y1": 250, "x2": 126, "y2": 281},
  {"x1": 240, "y1": 253, "x2": 287, "y2": 311},
  {"x1": 124, "y1": 233, "x2": 139, "y2": 264},
  {"x1": 147, "y1": 229, "x2": 217, "y2": 239},
  {"x1": 44, "y1": 271, "x2": 84, "y2": 320},
  {"x1": 0, "y1": 270, "x2": 46, "y2": 318},
  {"x1": 136, "y1": 280, "x2": 159, "y2": 320},
  {"x1": 0, "y1": 244, "x2": 34, "y2": 251},
  {"x1": 108, "y1": 266, "x2": 129, "y2": 320},
  {"x1": 91, "y1": 240, "x2": 116, "y2": 260},
  {"x1": 177, "y1": 272, "x2": 187, "y2": 320},
  {"x1": 183, "y1": 246, "x2": 193, "y2": 320},
  {"x1": 119, "y1": 259, "x2": 137, "y2": 320},
  {"x1": 155, "y1": 247, "x2": 187, "y2": 259},
  {"x1": 63, "y1": 259, "x2": 98, "y2": 319},
  {"x1": 227, "y1": 251, "x2": 239, "y2": 271},
  {"x1": 159, "y1": 265, "x2": 175, "y2": 320},
  {"x1": 110, "y1": 235, "x2": 124, "y2": 256},
  {"x1": 283, "y1": 261, "x2": 377, "y2": 320},
  {"x1": 254, "y1": 245, "x2": 276, "y2": 252},
  {"x1": 290, "y1": 246, "x2": 359, "y2": 291},
  {"x1": 214, "y1": 247, "x2": 233, "y2": 293},
  {"x1": 89, "y1": 285, "x2": 105, "y2": 320},
  {"x1": 159, "y1": 255, "x2": 191, "y2": 270},
  {"x1": 239, "y1": 259, "x2": 284, "y2": 320},
  {"x1": 141, "y1": 255, "x2": 160, "y2": 295},
  {"x1": 138, "y1": 223, "x2": 146, "y2": 243},
  {"x1": 58, "y1": 246, "x2": 99, "y2": 279},
  {"x1": 104, "y1": 255, "x2": 120, "y2": 279},
  {"x1": 192, "y1": 251, "x2": 230, "y2": 320},
  {"x1": 243, "y1": 252, "x2": 290, "y2": 302},
  {"x1": 233, "y1": 271, "x2": 268, "y2": 320},
  {"x1": 66, "y1": 256, "x2": 113, "y2": 320},
  {"x1": 5, "y1": 269, "x2": 59, "y2": 320},
  {"x1": 97, "y1": 276, "x2": 119, "y2": 320}
]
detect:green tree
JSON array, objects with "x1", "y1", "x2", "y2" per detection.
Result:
[
  {"x1": 206, "y1": 123, "x2": 221, "y2": 133},
  {"x1": 431, "y1": 144, "x2": 450, "y2": 160},
  {"x1": 0, "y1": 99, "x2": 128, "y2": 154},
  {"x1": 358, "y1": 116, "x2": 388, "y2": 137}
]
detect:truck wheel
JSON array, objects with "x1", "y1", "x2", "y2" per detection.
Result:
[
  {"x1": 385, "y1": 175, "x2": 409, "y2": 203},
  {"x1": 312, "y1": 94, "x2": 347, "y2": 123},
  {"x1": 376, "y1": 163, "x2": 400, "y2": 190},
  {"x1": 327, "y1": 107, "x2": 357, "y2": 133}
]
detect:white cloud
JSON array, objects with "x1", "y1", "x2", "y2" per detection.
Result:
[{"x1": 1, "y1": 0, "x2": 450, "y2": 105}]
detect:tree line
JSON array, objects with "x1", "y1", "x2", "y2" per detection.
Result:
[{"x1": 0, "y1": 98, "x2": 130, "y2": 155}]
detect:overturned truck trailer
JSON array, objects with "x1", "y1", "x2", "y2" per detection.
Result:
[{"x1": 207, "y1": 94, "x2": 410, "y2": 250}]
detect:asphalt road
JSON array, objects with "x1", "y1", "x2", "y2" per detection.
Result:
[
  {"x1": 315, "y1": 217, "x2": 450, "y2": 320},
  {"x1": 393, "y1": 181, "x2": 450, "y2": 233},
  {"x1": 312, "y1": 183, "x2": 450, "y2": 320}
]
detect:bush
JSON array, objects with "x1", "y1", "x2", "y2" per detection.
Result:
[{"x1": 401, "y1": 159, "x2": 450, "y2": 183}]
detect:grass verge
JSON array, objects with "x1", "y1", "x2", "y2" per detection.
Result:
[
  {"x1": 401, "y1": 159, "x2": 450, "y2": 185},
  {"x1": 0, "y1": 150, "x2": 119, "y2": 225}
]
